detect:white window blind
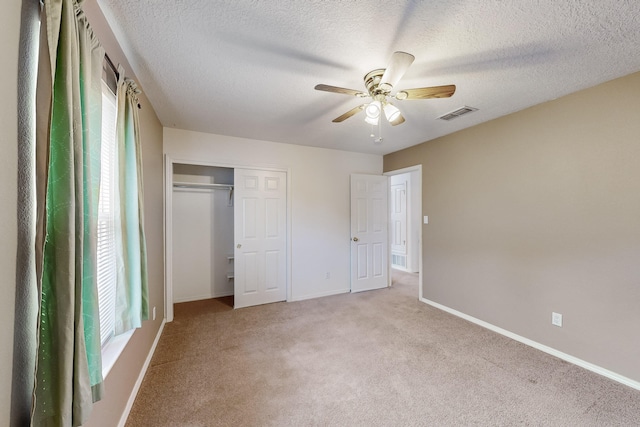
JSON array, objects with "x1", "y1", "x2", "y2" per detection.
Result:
[{"x1": 97, "y1": 80, "x2": 117, "y2": 347}]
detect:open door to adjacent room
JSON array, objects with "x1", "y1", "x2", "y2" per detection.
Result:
[{"x1": 350, "y1": 174, "x2": 389, "y2": 292}]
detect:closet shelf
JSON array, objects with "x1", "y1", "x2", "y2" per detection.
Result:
[{"x1": 173, "y1": 181, "x2": 234, "y2": 190}]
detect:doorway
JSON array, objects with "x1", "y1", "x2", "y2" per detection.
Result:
[
  {"x1": 384, "y1": 165, "x2": 423, "y2": 300},
  {"x1": 171, "y1": 164, "x2": 234, "y2": 304}
]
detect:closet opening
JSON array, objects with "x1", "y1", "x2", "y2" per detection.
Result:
[
  {"x1": 164, "y1": 156, "x2": 290, "y2": 321},
  {"x1": 171, "y1": 164, "x2": 235, "y2": 306}
]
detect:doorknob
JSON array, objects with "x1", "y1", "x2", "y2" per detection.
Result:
[
  {"x1": 352, "y1": 237, "x2": 359, "y2": 242},
  {"x1": 237, "y1": 244, "x2": 242, "y2": 249}
]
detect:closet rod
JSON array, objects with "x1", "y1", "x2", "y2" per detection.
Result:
[{"x1": 173, "y1": 182, "x2": 234, "y2": 190}]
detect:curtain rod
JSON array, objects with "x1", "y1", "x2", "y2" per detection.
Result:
[
  {"x1": 105, "y1": 53, "x2": 119, "y2": 80},
  {"x1": 105, "y1": 53, "x2": 142, "y2": 109}
]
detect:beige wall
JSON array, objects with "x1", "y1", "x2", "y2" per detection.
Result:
[
  {"x1": 164, "y1": 128, "x2": 382, "y2": 302},
  {"x1": 2, "y1": 1, "x2": 21, "y2": 425},
  {"x1": 82, "y1": 2, "x2": 166, "y2": 426},
  {"x1": 384, "y1": 71, "x2": 640, "y2": 383}
]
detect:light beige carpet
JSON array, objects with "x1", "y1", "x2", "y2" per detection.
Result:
[{"x1": 126, "y1": 271, "x2": 640, "y2": 426}]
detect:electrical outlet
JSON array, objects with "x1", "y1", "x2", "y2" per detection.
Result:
[
  {"x1": 325, "y1": 272, "x2": 330, "y2": 279},
  {"x1": 153, "y1": 306, "x2": 156, "y2": 321},
  {"x1": 552, "y1": 312, "x2": 562, "y2": 327}
]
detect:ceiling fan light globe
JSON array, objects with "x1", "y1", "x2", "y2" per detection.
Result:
[
  {"x1": 365, "y1": 101, "x2": 381, "y2": 119},
  {"x1": 364, "y1": 115, "x2": 379, "y2": 126},
  {"x1": 384, "y1": 104, "x2": 401, "y2": 122}
]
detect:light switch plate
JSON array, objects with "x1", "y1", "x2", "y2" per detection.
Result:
[
  {"x1": 552, "y1": 312, "x2": 562, "y2": 327},
  {"x1": 423, "y1": 216, "x2": 429, "y2": 224}
]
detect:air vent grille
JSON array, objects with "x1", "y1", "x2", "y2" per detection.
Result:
[
  {"x1": 437, "y1": 106, "x2": 478, "y2": 121},
  {"x1": 392, "y1": 254, "x2": 406, "y2": 268}
]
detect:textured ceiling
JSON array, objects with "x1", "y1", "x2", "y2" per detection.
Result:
[{"x1": 97, "y1": 0, "x2": 640, "y2": 155}]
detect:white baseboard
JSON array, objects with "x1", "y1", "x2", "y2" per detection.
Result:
[
  {"x1": 420, "y1": 297, "x2": 640, "y2": 392},
  {"x1": 289, "y1": 288, "x2": 350, "y2": 302},
  {"x1": 118, "y1": 318, "x2": 166, "y2": 427}
]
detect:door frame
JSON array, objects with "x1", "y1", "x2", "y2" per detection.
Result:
[
  {"x1": 383, "y1": 165, "x2": 423, "y2": 300},
  {"x1": 164, "y1": 154, "x2": 292, "y2": 321}
]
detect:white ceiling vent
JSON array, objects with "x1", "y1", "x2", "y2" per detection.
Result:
[{"x1": 437, "y1": 106, "x2": 478, "y2": 121}]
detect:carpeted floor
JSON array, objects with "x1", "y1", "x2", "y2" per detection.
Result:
[{"x1": 126, "y1": 271, "x2": 640, "y2": 426}]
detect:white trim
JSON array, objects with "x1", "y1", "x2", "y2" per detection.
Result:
[
  {"x1": 420, "y1": 297, "x2": 640, "y2": 392},
  {"x1": 285, "y1": 168, "x2": 293, "y2": 303},
  {"x1": 164, "y1": 155, "x2": 174, "y2": 321},
  {"x1": 117, "y1": 319, "x2": 166, "y2": 427},
  {"x1": 102, "y1": 329, "x2": 135, "y2": 378},
  {"x1": 290, "y1": 288, "x2": 350, "y2": 302},
  {"x1": 384, "y1": 165, "x2": 421, "y2": 176}
]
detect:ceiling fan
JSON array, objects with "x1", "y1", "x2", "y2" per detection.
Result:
[{"x1": 315, "y1": 51, "x2": 456, "y2": 126}]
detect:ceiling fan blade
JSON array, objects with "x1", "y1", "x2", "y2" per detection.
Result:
[
  {"x1": 332, "y1": 105, "x2": 365, "y2": 122},
  {"x1": 395, "y1": 84, "x2": 456, "y2": 100},
  {"x1": 379, "y1": 51, "x2": 415, "y2": 91},
  {"x1": 315, "y1": 84, "x2": 367, "y2": 97}
]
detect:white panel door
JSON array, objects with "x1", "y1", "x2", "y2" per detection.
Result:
[
  {"x1": 350, "y1": 174, "x2": 389, "y2": 292},
  {"x1": 390, "y1": 181, "x2": 407, "y2": 256},
  {"x1": 234, "y1": 169, "x2": 287, "y2": 308}
]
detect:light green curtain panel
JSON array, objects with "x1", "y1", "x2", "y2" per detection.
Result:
[
  {"x1": 33, "y1": 0, "x2": 105, "y2": 426},
  {"x1": 114, "y1": 66, "x2": 149, "y2": 334}
]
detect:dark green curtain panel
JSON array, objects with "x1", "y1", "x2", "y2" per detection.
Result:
[{"x1": 33, "y1": 0, "x2": 104, "y2": 425}]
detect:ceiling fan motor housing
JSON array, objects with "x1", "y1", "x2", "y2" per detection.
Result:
[{"x1": 364, "y1": 69, "x2": 390, "y2": 97}]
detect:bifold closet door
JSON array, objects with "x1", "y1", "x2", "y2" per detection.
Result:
[{"x1": 234, "y1": 168, "x2": 287, "y2": 308}]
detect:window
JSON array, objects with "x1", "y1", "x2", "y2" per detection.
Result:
[
  {"x1": 98, "y1": 72, "x2": 135, "y2": 377},
  {"x1": 97, "y1": 79, "x2": 118, "y2": 348}
]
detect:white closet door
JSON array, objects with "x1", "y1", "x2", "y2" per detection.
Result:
[{"x1": 234, "y1": 168, "x2": 287, "y2": 308}]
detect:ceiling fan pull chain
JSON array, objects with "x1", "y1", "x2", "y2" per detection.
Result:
[{"x1": 374, "y1": 117, "x2": 383, "y2": 144}]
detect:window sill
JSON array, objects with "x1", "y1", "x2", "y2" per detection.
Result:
[{"x1": 102, "y1": 329, "x2": 135, "y2": 378}]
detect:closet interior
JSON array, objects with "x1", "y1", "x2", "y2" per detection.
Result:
[{"x1": 171, "y1": 163, "x2": 234, "y2": 303}]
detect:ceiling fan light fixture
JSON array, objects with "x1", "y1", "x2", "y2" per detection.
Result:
[
  {"x1": 383, "y1": 103, "x2": 401, "y2": 123},
  {"x1": 315, "y1": 51, "x2": 455, "y2": 129},
  {"x1": 364, "y1": 115, "x2": 379, "y2": 126},
  {"x1": 365, "y1": 101, "x2": 381, "y2": 119}
]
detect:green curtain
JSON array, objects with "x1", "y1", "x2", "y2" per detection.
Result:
[
  {"x1": 114, "y1": 67, "x2": 149, "y2": 334},
  {"x1": 33, "y1": 0, "x2": 105, "y2": 426}
]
